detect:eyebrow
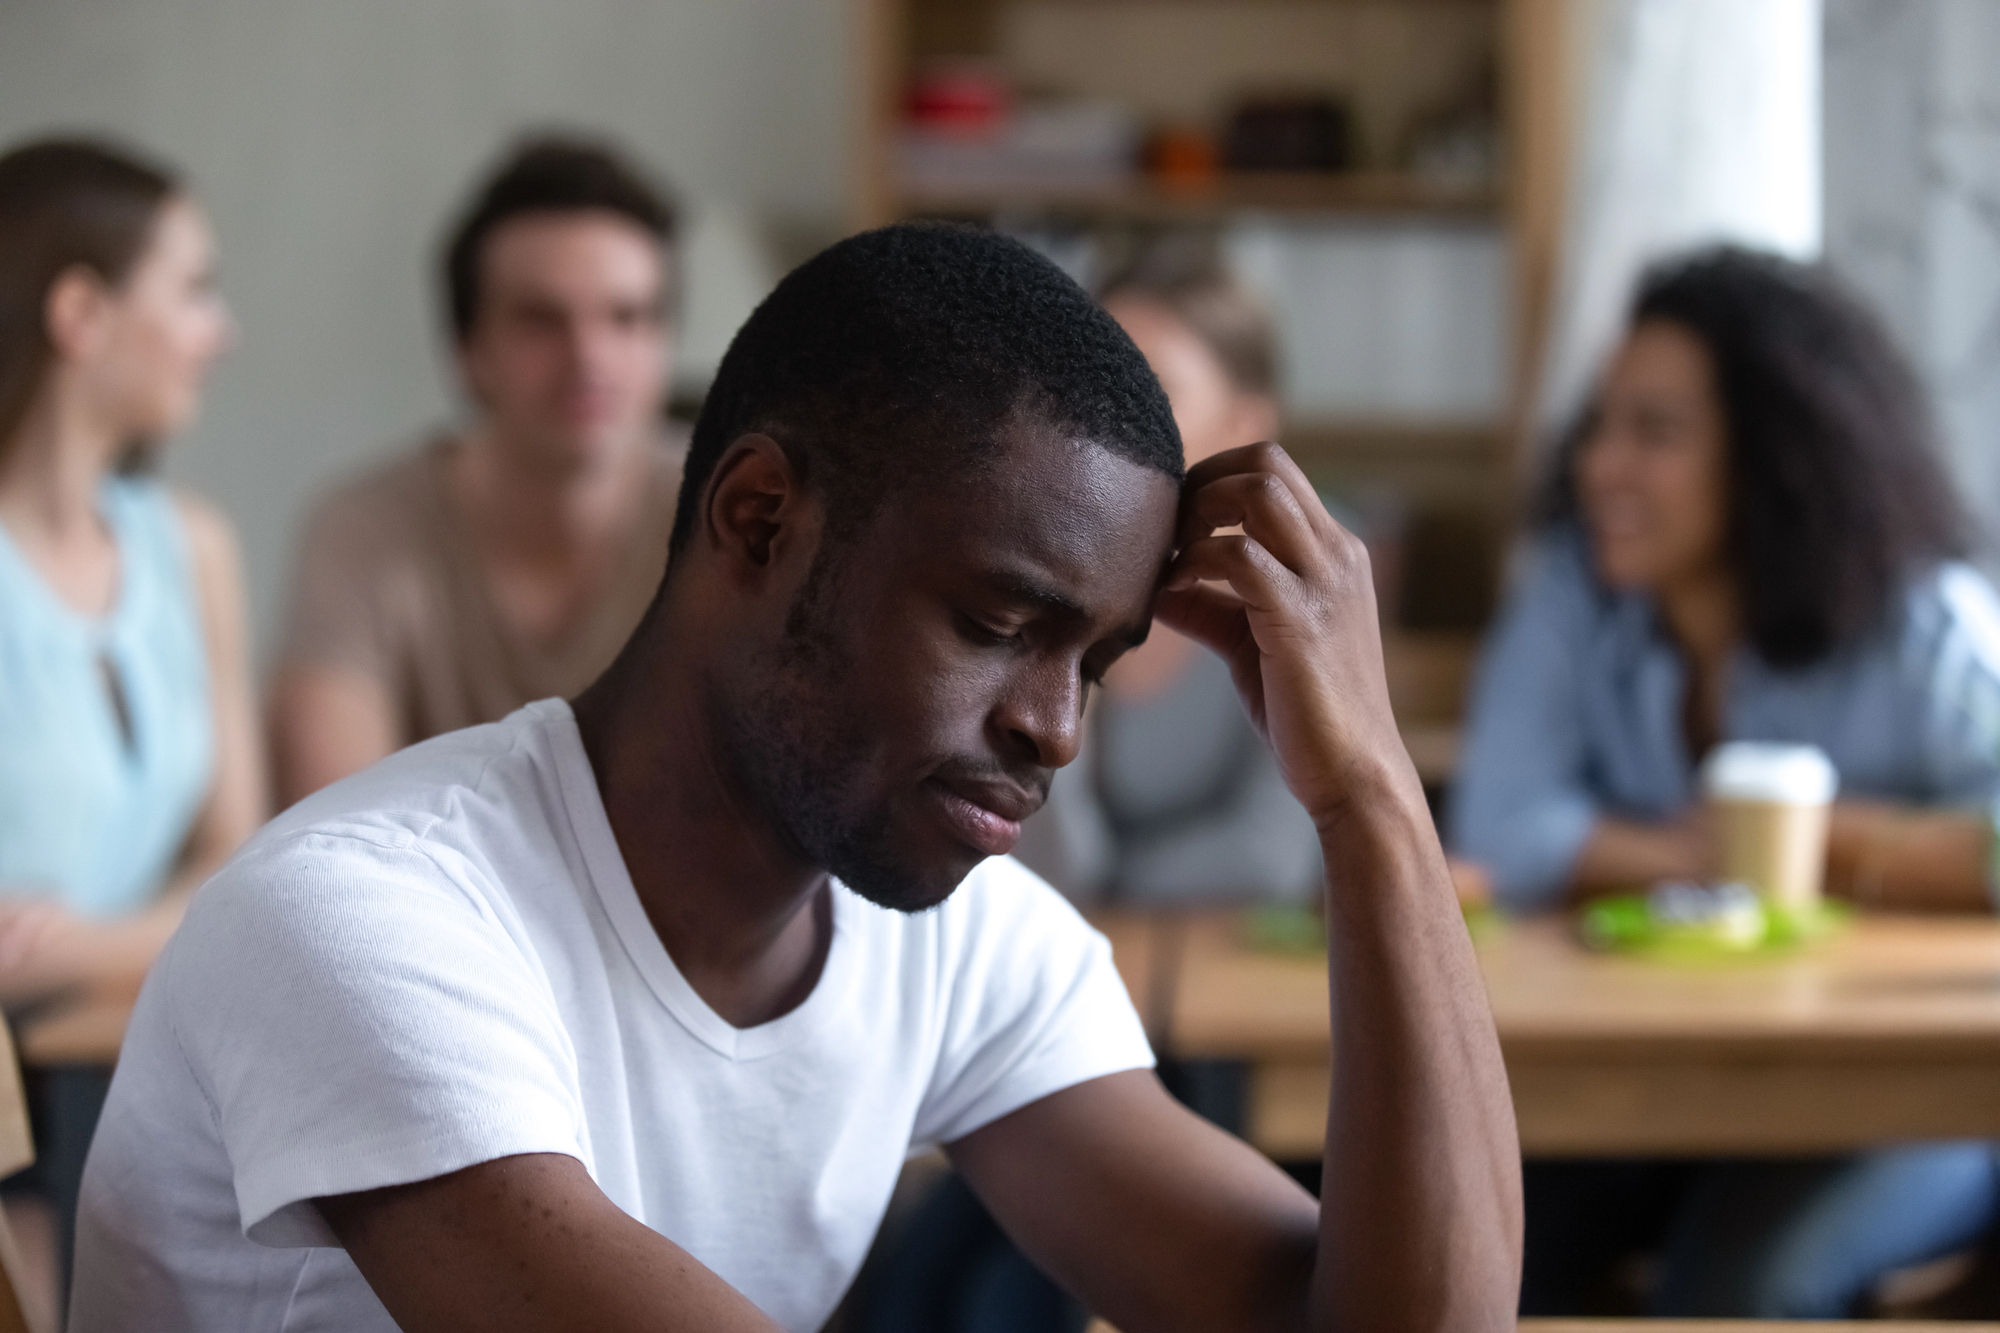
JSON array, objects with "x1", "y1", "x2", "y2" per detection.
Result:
[
  {"x1": 978, "y1": 569, "x2": 1151, "y2": 648},
  {"x1": 982, "y1": 569, "x2": 1088, "y2": 620}
]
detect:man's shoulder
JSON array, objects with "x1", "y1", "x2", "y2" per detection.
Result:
[{"x1": 213, "y1": 704, "x2": 570, "y2": 910}]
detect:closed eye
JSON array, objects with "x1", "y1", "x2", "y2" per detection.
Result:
[{"x1": 955, "y1": 611, "x2": 1020, "y2": 647}]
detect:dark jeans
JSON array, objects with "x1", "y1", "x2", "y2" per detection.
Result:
[{"x1": 1523, "y1": 1146, "x2": 2000, "y2": 1318}]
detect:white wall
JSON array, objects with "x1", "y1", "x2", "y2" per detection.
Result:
[
  {"x1": 1535, "y1": 0, "x2": 1822, "y2": 435},
  {"x1": 0, "y1": 0, "x2": 849, "y2": 656},
  {"x1": 1226, "y1": 218, "x2": 1507, "y2": 423},
  {"x1": 1824, "y1": 0, "x2": 2000, "y2": 562}
]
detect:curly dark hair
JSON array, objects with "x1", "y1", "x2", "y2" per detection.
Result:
[
  {"x1": 668, "y1": 222, "x2": 1184, "y2": 560},
  {"x1": 1539, "y1": 245, "x2": 1971, "y2": 669},
  {"x1": 442, "y1": 134, "x2": 677, "y2": 342}
]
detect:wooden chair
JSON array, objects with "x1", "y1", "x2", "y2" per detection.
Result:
[{"x1": 0, "y1": 1021, "x2": 49, "y2": 1333}]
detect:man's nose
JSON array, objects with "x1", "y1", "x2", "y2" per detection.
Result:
[
  {"x1": 991, "y1": 660, "x2": 1085, "y2": 771},
  {"x1": 564, "y1": 320, "x2": 609, "y2": 372}
]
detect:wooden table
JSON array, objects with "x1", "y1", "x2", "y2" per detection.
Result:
[
  {"x1": 14, "y1": 988, "x2": 134, "y2": 1069},
  {"x1": 1095, "y1": 911, "x2": 2000, "y2": 1158}
]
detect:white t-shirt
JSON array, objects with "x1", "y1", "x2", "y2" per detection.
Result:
[{"x1": 72, "y1": 699, "x2": 1152, "y2": 1332}]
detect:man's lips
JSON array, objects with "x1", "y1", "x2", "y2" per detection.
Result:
[{"x1": 924, "y1": 777, "x2": 1039, "y2": 857}]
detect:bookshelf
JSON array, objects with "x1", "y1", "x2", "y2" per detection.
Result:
[{"x1": 847, "y1": 0, "x2": 1580, "y2": 728}]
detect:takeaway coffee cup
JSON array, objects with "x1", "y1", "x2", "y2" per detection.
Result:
[{"x1": 1699, "y1": 742, "x2": 1838, "y2": 911}]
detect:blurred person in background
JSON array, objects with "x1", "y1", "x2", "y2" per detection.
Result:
[
  {"x1": 268, "y1": 136, "x2": 684, "y2": 806},
  {"x1": 0, "y1": 137, "x2": 264, "y2": 1311},
  {"x1": 1452, "y1": 246, "x2": 2000, "y2": 1316},
  {"x1": 1014, "y1": 245, "x2": 1321, "y2": 909}
]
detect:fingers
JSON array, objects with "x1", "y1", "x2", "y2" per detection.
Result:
[
  {"x1": 1176, "y1": 442, "x2": 1374, "y2": 598},
  {"x1": 1176, "y1": 470, "x2": 1322, "y2": 578},
  {"x1": 1183, "y1": 442, "x2": 1329, "y2": 536},
  {"x1": 1154, "y1": 581, "x2": 1252, "y2": 660},
  {"x1": 1166, "y1": 531, "x2": 1300, "y2": 611}
]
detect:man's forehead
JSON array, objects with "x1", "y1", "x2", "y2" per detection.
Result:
[
  {"x1": 483, "y1": 212, "x2": 662, "y2": 290},
  {"x1": 901, "y1": 434, "x2": 1179, "y2": 603}
]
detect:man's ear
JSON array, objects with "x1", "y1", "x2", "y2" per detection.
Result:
[{"x1": 701, "y1": 434, "x2": 815, "y2": 584}]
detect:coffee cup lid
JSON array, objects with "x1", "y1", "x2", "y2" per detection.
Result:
[{"x1": 1700, "y1": 742, "x2": 1838, "y2": 804}]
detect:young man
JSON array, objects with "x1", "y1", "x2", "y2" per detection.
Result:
[
  {"x1": 268, "y1": 137, "x2": 684, "y2": 805},
  {"x1": 73, "y1": 225, "x2": 1521, "y2": 1332}
]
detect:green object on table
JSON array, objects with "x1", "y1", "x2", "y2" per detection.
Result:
[
  {"x1": 1242, "y1": 903, "x2": 1324, "y2": 955},
  {"x1": 1462, "y1": 903, "x2": 1505, "y2": 943},
  {"x1": 1579, "y1": 893, "x2": 1850, "y2": 961},
  {"x1": 1241, "y1": 900, "x2": 1505, "y2": 955}
]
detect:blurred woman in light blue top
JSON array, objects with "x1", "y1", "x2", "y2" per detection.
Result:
[
  {"x1": 1451, "y1": 246, "x2": 2000, "y2": 1319},
  {"x1": 0, "y1": 140, "x2": 264, "y2": 1007}
]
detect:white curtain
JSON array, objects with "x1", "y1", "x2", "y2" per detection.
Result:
[
  {"x1": 1534, "y1": 0, "x2": 1823, "y2": 438},
  {"x1": 1825, "y1": 0, "x2": 2000, "y2": 561}
]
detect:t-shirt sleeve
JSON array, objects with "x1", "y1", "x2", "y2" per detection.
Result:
[
  {"x1": 911, "y1": 859, "x2": 1154, "y2": 1149},
  {"x1": 278, "y1": 482, "x2": 403, "y2": 688},
  {"x1": 165, "y1": 829, "x2": 584, "y2": 1248}
]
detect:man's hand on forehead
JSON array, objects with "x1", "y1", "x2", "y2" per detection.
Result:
[
  {"x1": 1154, "y1": 441, "x2": 1408, "y2": 823},
  {"x1": 954, "y1": 440, "x2": 1519, "y2": 1333}
]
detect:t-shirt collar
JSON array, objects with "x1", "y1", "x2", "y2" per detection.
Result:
[{"x1": 538, "y1": 698, "x2": 859, "y2": 1061}]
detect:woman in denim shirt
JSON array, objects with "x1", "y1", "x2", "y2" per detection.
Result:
[{"x1": 1452, "y1": 247, "x2": 2000, "y2": 1317}]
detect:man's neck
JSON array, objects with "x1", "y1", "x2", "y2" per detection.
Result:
[
  {"x1": 450, "y1": 421, "x2": 659, "y2": 645},
  {"x1": 452, "y1": 420, "x2": 652, "y2": 563},
  {"x1": 571, "y1": 623, "x2": 833, "y2": 1029}
]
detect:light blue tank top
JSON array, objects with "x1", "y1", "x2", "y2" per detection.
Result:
[{"x1": 0, "y1": 477, "x2": 214, "y2": 917}]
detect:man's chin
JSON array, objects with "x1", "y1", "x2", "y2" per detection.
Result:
[{"x1": 834, "y1": 854, "x2": 983, "y2": 916}]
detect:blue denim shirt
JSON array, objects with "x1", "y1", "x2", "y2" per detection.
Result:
[{"x1": 1448, "y1": 533, "x2": 2000, "y2": 913}]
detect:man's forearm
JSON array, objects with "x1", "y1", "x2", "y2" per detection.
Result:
[
  {"x1": 1311, "y1": 765, "x2": 1521, "y2": 1332},
  {"x1": 323, "y1": 1154, "x2": 787, "y2": 1333}
]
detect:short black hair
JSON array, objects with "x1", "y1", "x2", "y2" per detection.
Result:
[
  {"x1": 442, "y1": 134, "x2": 678, "y2": 341},
  {"x1": 1540, "y1": 245, "x2": 1971, "y2": 669},
  {"x1": 669, "y1": 222, "x2": 1184, "y2": 559}
]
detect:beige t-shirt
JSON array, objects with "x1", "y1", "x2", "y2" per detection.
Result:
[{"x1": 280, "y1": 432, "x2": 685, "y2": 744}]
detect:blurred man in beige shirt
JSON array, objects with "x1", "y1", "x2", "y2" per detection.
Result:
[{"x1": 270, "y1": 137, "x2": 685, "y2": 805}]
